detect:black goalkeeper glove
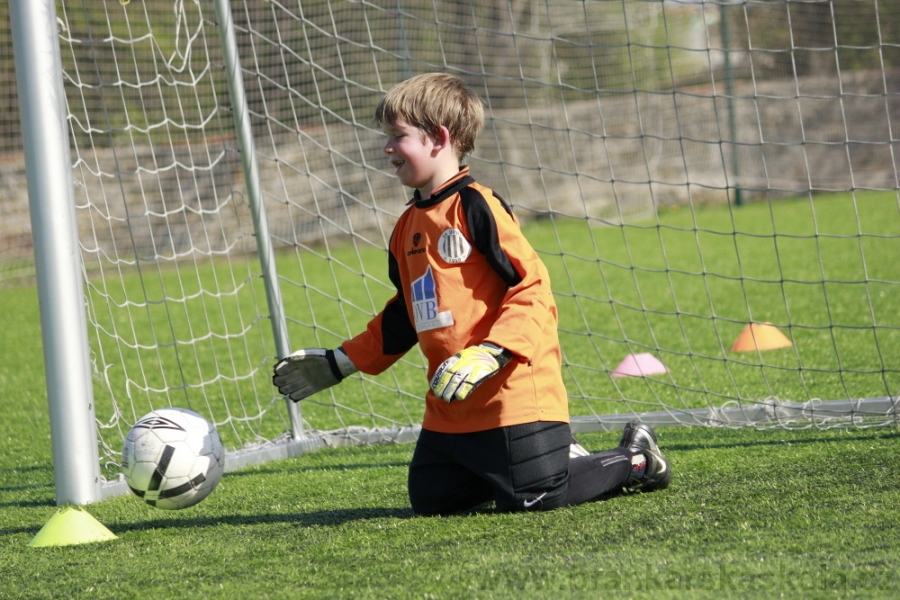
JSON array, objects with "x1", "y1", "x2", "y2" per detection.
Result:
[{"x1": 273, "y1": 347, "x2": 358, "y2": 402}]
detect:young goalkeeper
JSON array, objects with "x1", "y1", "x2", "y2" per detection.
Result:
[{"x1": 273, "y1": 73, "x2": 670, "y2": 515}]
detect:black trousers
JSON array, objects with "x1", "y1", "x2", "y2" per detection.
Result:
[{"x1": 408, "y1": 421, "x2": 633, "y2": 515}]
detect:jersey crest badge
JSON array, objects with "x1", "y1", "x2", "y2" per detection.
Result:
[{"x1": 437, "y1": 228, "x2": 472, "y2": 264}]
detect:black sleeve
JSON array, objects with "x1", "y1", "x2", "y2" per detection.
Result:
[
  {"x1": 381, "y1": 248, "x2": 420, "y2": 355},
  {"x1": 459, "y1": 187, "x2": 523, "y2": 287}
]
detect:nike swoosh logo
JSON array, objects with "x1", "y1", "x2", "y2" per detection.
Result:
[{"x1": 523, "y1": 492, "x2": 547, "y2": 509}]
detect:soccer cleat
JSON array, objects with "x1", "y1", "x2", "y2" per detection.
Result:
[{"x1": 618, "y1": 420, "x2": 671, "y2": 491}]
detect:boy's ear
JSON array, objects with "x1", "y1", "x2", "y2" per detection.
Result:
[{"x1": 432, "y1": 125, "x2": 452, "y2": 150}]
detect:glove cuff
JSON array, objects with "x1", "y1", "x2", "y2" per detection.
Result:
[
  {"x1": 327, "y1": 347, "x2": 359, "y2": 381},
  {"x1": 481, "y1": 342, "x2": 512, "y2": 369}
]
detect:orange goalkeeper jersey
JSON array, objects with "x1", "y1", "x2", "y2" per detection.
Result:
[{"x1": 342, "y1": 168, "x2": 569, "y2": 433}]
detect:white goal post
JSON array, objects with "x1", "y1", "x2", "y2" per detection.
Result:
[
  {"x1": 10, "y1": 0, "x2": 101, "y2": 506},
  {"x1": 8, "y1": 0, "x2": 900, "y2": 506}
]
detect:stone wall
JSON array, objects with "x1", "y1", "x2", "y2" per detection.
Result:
[{"x1": 3, "y1": 70, "x2": 899, "y2": 282}]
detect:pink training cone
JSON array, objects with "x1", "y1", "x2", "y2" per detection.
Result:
[{"x1": 611, "y1": 353, "x2": 668, "y2": 378}]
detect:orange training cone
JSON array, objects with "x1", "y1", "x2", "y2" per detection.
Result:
[{"x1": 731, "y1": 322, "x2": 793, "y2": 352}]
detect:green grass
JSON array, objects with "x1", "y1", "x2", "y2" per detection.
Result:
[
  {"x1": 3, "y1": 193, "x2": 900, "y2": 597},
  {"x1": 3, "y1": 413, "x2": 900, "y2": 597},
  {"x1": 2, "y1": 291, "x2": 900, "y2": 598},
  {"x1": 533, "y1": 191, "x2": 900, "y2": 416}
]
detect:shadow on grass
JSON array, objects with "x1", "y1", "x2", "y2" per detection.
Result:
[
  {"x1": 110, "y1": 506, "x2": 416, "y2": 534},
  {"x1": 1, "y1": 506, "x2": 416, "y2": 539},
  {"x1": 0, "y1": 465, "x2": 55, "y2": 508},
  {"x1": 0, "y1": 464, "x2": 53, "y2": 490},
  {"x1": 0, "y1": 497, "x2": 56, "y2": 509},
  {"x1": 227, "y1": 460, "x2": 412, "y2": 477}
]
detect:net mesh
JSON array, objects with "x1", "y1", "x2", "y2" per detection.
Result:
[{"x1": 3, "y1": 0, "x2": 900, "y2": 483}]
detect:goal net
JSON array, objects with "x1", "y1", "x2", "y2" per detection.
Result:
[{"x1": 9, "y1": 0, "x2": 900, "y2": 493}]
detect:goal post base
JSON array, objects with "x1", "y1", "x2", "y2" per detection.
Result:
[{"x1": 570, "y1": 396, "x2": 900, "y2": 433}]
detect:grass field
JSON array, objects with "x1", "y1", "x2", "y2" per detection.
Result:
[
  {"x1": 2, "y1": 192, "x2": 900, "y2": 597},
  {"x1": 3, "y1": 392, "x2": 900, "y2": 596}
]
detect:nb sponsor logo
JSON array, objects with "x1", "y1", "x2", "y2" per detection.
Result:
[{"x1": 411, "y1": 266, "x2": 453, "y2": 332}]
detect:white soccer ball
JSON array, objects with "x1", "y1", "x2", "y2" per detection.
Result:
[{"x1": 122, "y1": 407, "x2": 225, "y2": 510}]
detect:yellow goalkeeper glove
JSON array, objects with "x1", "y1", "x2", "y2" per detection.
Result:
[{"x1": 429, "y1": 343, "x2": 512, "y2": 402}]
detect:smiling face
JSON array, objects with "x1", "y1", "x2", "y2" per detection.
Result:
[{"x1": 382, "y1": 119, "x2": 459, "y2": 199}]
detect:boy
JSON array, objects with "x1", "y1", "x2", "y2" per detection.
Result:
[{"x1": 273, "y1": 73, "x2": 670, "y2": 515}]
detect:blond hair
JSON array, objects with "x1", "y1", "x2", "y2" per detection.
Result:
[{"x1": 375, "y1": 73, "x2": 484, "y2": 157}]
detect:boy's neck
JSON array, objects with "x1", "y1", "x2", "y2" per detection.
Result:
[
  {"x1": 416, "y1": 166, "x2": 469, "y2": 201},
  {"x1": 417, "y1": 165, "x2": 465, "y2": 200},
  {"x1": 416, "y1": 155, "x2": 463, "y2": 199}
]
